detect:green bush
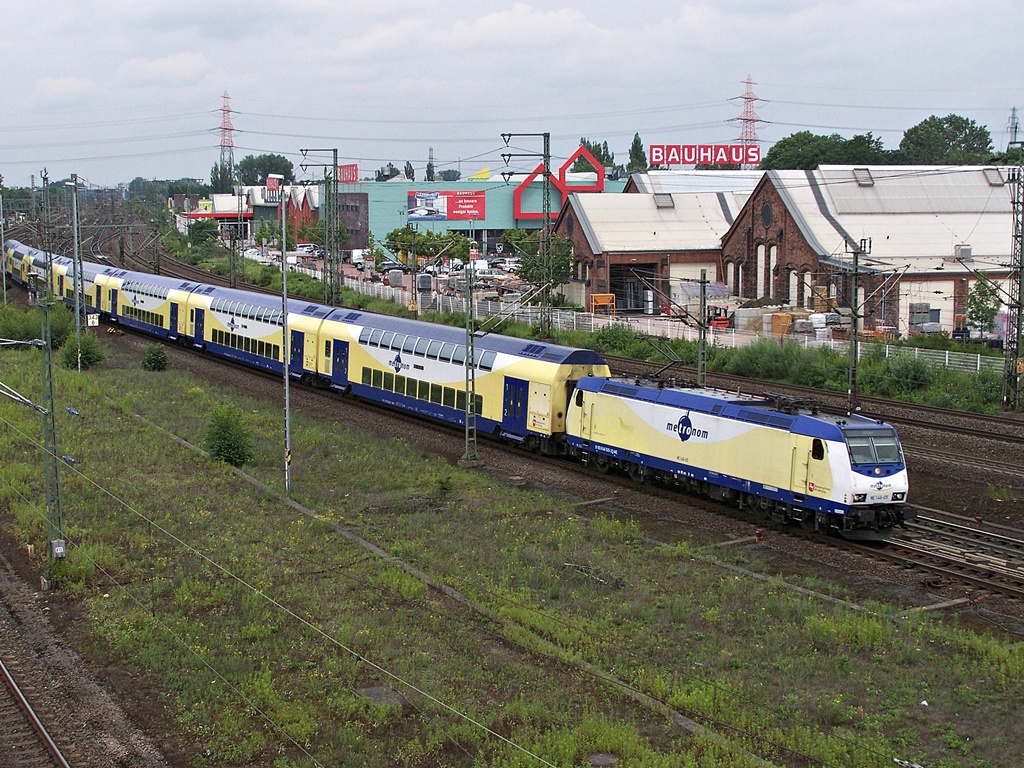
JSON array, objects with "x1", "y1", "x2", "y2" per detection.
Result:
[
  {"x1": 141, "y1": 344, "x2": 168, "y2": 371},
  {"x1": 59, "y1": 331, "x2": 105, "y2": 370},
  {"x1": 202, "y1": 403, "x2": 256, "y2": 467}
]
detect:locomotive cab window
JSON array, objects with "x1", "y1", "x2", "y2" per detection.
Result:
[
  {"x1": 844, "y1": 429, "x2": 901, "y2": 464},
  {"x1": 369, "y1": 329, "x2": 383, "y2": 346},
  {"x1": 811, "y1": 439, "x2": 825, "y2": 461}
]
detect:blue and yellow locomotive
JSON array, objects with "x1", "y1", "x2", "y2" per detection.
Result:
[{"x1": 566, "y1": 378, "x2": 912, "y2": 540}]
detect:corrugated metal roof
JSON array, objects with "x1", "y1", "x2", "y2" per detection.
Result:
[
  {"x1": 569, "y1": 191, "x2": 749, "y2": 254},
  {"x1": 767, "y1": 166, "x2": 1014, "y2": 275}
]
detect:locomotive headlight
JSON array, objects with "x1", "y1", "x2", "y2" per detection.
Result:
[
  {"x1": 853, "y1": 493, "x2": 867, "y2": 503},
  {"x1": 892, "y1": 492, "x2": 906, "y2": 501},
  {"x1": 874, "y1": 467, "x2": 883, "y2": 475}
]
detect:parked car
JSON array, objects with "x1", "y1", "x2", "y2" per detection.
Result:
[{"x1": 377, "y1": 259, "x2": 412, "y2": 274}]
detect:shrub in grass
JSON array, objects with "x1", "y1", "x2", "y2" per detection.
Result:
[
  {"x1": 202, "y1": 403, "x2": 256, "y2": 467},
  {"x1": 141, "y1": 343, "x2": 168, "y2": 371},
  {"x1": 59, "y1": 331, "x2": 105, "y2": 369}
]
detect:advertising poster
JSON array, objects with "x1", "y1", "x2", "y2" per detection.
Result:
[{"x1": 408, "y1": 190, "x2": 485, "y2": 221}]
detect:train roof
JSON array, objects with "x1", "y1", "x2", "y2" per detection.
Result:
[
  {"x1": 576, "y1": 377, "x2": 896, "y2": 438},
  {"x1": 329, "y1": 307, "x2": 608, "y2": 366},
  {"x1": 3, "y1": 239, "x2": 36, "y2": 255}
]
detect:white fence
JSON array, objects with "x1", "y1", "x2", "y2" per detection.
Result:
[{"x1": 336, "y1": 273, "x2": 1003, "y2": 374}]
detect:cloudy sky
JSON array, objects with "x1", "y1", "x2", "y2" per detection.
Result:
[{"x1": 1, "y1": 0, "x2": 1020, "y2": 189}]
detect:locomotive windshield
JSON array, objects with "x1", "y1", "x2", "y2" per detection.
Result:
[{"x1": 843, "y1": 428, "x2": 902, "y2": 464}]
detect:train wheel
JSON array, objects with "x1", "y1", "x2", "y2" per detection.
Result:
[
  {"x1": 592, "y1": 456, "x2": 611, "y2": 474},
  {"x1": 798, "y1": 511, "x2": 816, "y2": 532},
  {"x1": 627, "y1": 463, "x2": 647, "y2": 484}
]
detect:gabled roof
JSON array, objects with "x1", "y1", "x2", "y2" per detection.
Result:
[
  {"x1": 762, "y1": 166, "x2": 1014, "y2": 274},
  {"x1": 565, "y1": 190, "x2": 749, "y2": 255}
]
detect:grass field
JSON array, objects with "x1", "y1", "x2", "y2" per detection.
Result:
[{"x1": 0, "y1": 340, "x2": 1021, "y2": 768}]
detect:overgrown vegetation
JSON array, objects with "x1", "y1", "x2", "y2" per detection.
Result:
[
  {"x1": 202, "y1": 402, "x2": 256, "y2": 467},
  {"x1": 1, "y1": 346, "x2": 1021, "y2": 767},
  {"x1": 58, "y1": 331, "x2": 105, "y2": 369},
  {"x1": 141, "y1": 343, "x2": 168, "y2": 371}
]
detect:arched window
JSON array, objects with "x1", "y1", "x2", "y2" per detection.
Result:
[{"x1": 755, "y1": 244, "x2": 766, "y2": 299}]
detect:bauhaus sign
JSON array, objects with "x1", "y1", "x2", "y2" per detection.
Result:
[{"x1": 649, "y1": 144, "x2": 761, "y2": 166}]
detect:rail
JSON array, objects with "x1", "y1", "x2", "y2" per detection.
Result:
[{"x1": 0, "y1": 656, "x2": 72, "y2": 768}]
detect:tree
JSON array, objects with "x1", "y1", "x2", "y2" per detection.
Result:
[
  {"x1": 501, "y1": 230, "x2": 573, "y2": 290},
  {"x1": 760, "y1": 131, "x2": 890, "y2": 170},
  {"x1": 188, "y1": 217, "x2": 220, "y2": 245},
  {"x1": 965, "y1": 273, "x2": 1002, "y2": 334},
  {"x1": 627, "y1": 133, "x2": 648, "y2": 173},
  {"x1": 403, "y1": 161, "x2": 415, "y2": 181},
  {"x1": 253, "y1": 218, "x2": 294, "y2": 253},
  {"x1": 383, "y1": 227, "x2": 464, "y2": 267},
  {"x1": 438, "y1": 169, "x2": 461, "y2": 182},
  {"x1": 426, "y1": 160, "x2": 435, "y2": 182},
  {"x1": 571, "y1": 137, "x2": 620, "y2": 175},
  {"x1": 376, "y1": 163, "x2": 400, "y2": 182},
  {"x1": 236, "y1": 154, "x2": 295, "y2": 185},
  {"x1": 898, "y1": 115, "x2": 993, "y2": 164},
  {"x1": 209, "y1": 161, "x2": 235, "y2": 193},
  {"x1": 203, "y1": 403, "x2": 256, "y2": 467}
]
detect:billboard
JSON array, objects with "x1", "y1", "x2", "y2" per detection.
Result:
[
  {"x1": 649, "y1": 144, "x2": 761, "y2": 166},
  {"x1": 338, "y1": 164, "x2": 359, "y2": 183},
  {"x1": 407, "y1": 190, "x2": 485, "y2": 221}
]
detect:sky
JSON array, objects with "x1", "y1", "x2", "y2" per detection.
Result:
[{"x1": 1, "y1": 0, "x2": 1021, "y2": 190}]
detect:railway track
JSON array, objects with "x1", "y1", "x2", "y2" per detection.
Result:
[
  {"x1": 0, "y1": 648, "x2": 71, "y2": 768},
  {"x1": 99, "y1": 318, "x2": 1024, "y2": 604}
]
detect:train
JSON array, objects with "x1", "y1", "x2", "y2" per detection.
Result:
[{"x1": 3, "y1": 238, "x2": 914, "y2": 541}]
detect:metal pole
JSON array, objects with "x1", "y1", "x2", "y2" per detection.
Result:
[
  {"x1": 848, "y1": 239, "x2": 868, "y2": 414},
  {"x1": 462, "y1": 222, "x2": 481, "y2": 465},
  {"x1": 282, "y1": 183, "x2": 292, "y2": 492},
  {"x1": 70, "y1": 175, "x2": 82, "y2": 372},
  {"x1": 698, "y1": 269, "x2": 707, "y2": 387},
  {"x1": 1, "y1": 193, "x2": 6, "y2": 307},
  {"x1": 1003, "y1": 149, "x2": 1024, "y2": 412},
  {"x1": 39, "y1": 172, "x2": 66, "y2": 584},
  {"x1": 542, "y1": 132, "x2": 552, "y2": 337}
]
